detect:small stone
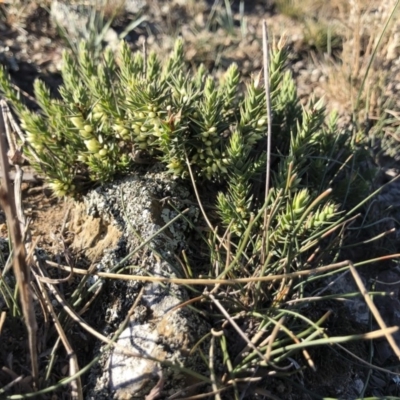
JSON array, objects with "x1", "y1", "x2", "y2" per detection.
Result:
[
  {"x1": 352, "y1": 378, "x2": 364, "y2": 394},
  {"x1": 310, "y1": 68, "x2": 322, "y2": 83},
  {"x1": 124, "y1": 0, "x2": 146, "y2": 14}
]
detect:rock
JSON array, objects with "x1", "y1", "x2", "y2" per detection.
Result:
[
  {"x1": 352, "y1": 378, "x2": 364, "y2": 395},
  {"x1": 82, "y1": 170, "x2": 209, "y2": 399},
  {"x1": 50, "y1": 0, "x2": 146, "y2": 47},
  {"x1": 330, "y1": 272, "x2": 370, "y2": 325},
  {"x1": 108, "y1": 264, "x2": 202, "y2": 399},
  {"x1": 372, "y1": 268, "x2": 400, "y2": 364},
  {"x1": 69, "y1": 202, "x2": 122, "y2": 261},
  {"x1": 50, "y1": 1, "x2": 93, "y2": 41},
  {"x1": 310, "y1": 68, "x2": 322, "y2": 83},
  {"x1": 125, "y1": 0, "x2": 147, "y2": 14}
]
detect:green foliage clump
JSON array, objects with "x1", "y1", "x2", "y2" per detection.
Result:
[
  {"x1": 0, "y1": 39, "x2": 267, "y2": 196},
  {"x1": 0, "y1": 38, "x2": 371, "y2": 240}
]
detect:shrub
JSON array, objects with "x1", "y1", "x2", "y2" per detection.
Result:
[{"x1": 0, "y1": 39, "x2": 371, "y2": 234}]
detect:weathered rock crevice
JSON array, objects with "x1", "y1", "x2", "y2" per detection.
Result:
[{"x1": 78, "y1": 170, "x2": 209, "y2": 399}]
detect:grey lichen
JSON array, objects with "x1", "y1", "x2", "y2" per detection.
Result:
[{"x1": 83, "y1": 170, "x2": 207, "y2": 399}]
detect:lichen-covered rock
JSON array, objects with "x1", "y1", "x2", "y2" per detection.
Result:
[
  {"x1": 50, "y1": 1, "x2": 146, "y2": 24},
  {"x1": 50, "y1": 0, "x2": 146, "y2": 48},
  {"x1": 108, "y1": 260, "x2": 205, "y2": 399},
  {"x1": 84, "y1": 170, "x2": 209, "y2": 399}
]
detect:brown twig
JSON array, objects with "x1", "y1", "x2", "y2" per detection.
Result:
[
  {"x1": 46, "y1": 259, "x2": 354, "y2": 285},
  {"x1": 0, "y1": 311, "x2": 6, "y2": 336},
  {"x1": 261, "y1": 19, "x2": 273, "y2": 266},
  {"x1": 262, "y1": 19, "x2": 272, "y2": 204},
  {"x1": 145, "y1": 371, "x2": 165, "y2": 400},
  {"x1": 208, "y1": 292, "x2": 272, "y2": 365},
  {"x1": 0, "y1": 99, "x2": 38, "y2": 387},
  {"x1": 349, "y1": 263, "x2": 400, "y2": 359},
  {"x1": 33, "y1": 270, "x2": 83, "y2": 400}
]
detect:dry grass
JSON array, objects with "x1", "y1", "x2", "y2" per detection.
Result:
[
  {"x1": 274, "y1": 0, "x2": 348, "y2": 52},
  {"x1": 275, "y1": 0, "x2": 400, "y2": 121},
  {"x1": 274, "y1": 0, "x2": 350, "y2": 20},
  {"x1": 0, "y1": 100, "x2": 39, "y2": 392},
  {"x1": 323, "y1": 0, "x2": 400, "y2": 121}
]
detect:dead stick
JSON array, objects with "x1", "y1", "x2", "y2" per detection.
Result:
[{"x1": 0, "y1": 103, "x2": 38, "y2": 387}]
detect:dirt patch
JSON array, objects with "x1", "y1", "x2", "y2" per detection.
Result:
[
  {"x1": 0, "y1": 181, "x2": 65, "y2": 247},
  {"x1": 69, "y1": 202, "x2": 122, "y2": 262}
]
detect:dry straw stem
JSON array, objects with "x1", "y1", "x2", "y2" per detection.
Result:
[
  {"x1": 256, "y1": 327, "x2": 398, "y2": 361},
  {"x1": 45, "y1": 255, "x2": 400, "y2": 285},
  {"x1": 6, "y1": 284, "x2": 177, "y2": 400},
  {"x1": 0, "y1": 310, "x2": 6, "y2": 335},
  {"x1": 209, "y1": 292, "x2": 275, "y2": 366},
  {"x1": 46, "y1": 259, "x2": 352, "y2": 285},
  {"x1": 0, "y1": 101, "x2": 38, "y2": 387},
  {"x1": 349, "y1": 262, "x2": 400, "y2": 359},
  {"x1": 38, "y1": 269, "x2": 148, "y2": 361},
  {"x1": 262, "y1": 19, "x2": 272, "y2": 203},
  {"x1": 33, "y1": 268, "x2": 83, "y2": 400},
  {"x1": 185, "y1": 151, "x2": 229, "y2": 253},
  {"x1": 144, "y1": 372, "x2": 165, "y2": 400},
  {"x1": 353, "y1": 0, "x2": 400, "y2": 112},
  {"x1": 321, "y1": 0, "x2": 400, "y2": 117},
  {"x1": 264, "y1": 316, "x2": 285, "y2": 362},
  {"x1": 0, "y1": 376, "x2": 25, "y2": 395},
  {"x1": 261, "y1": 18, "x2": 273, "y2": 266},
  {"x1": 209, "y1": 335, "x2": 221, "y2": 400}
]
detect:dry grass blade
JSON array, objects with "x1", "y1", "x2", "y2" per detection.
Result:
[
  {"x1": 354, "y1": 0, "x2": 400, "y2": 111},
  {"x1": 1, "y1": 100, "x2": 41, "y2": 164},
  {"x1": 33, "y1": 271, "x2": 83, "y2": 400},
  {"x1": 185, "y1": 151, "x2": 229, "y2": 254},
  {"x1": 348, "y1": 326, "x2": 398, "y2": 340},
  {"x1": 144, "y1": 371, "x2": 165, "y2": 400},
  {"x1": 0, "y1": 310, "x2": 6, "y2": 335},
  {"x1": 40, "y1": 273, "x2": 148, "y2": 360},
  {"x1": 208, "y1": 292, "x2": 272, "y2": 365},
  {"x1": 0, "y1": 372, "x2": 24, "y2": 394},
  {"x1": 349, "y1": 262, "x2": 400, "y2": 359},
  {"x1": 281, "y1": 327, "x2": 315, "y2": 371},
  {"x1": 46, "y1": 259, "x2": 355, "y2": 285},
  {"x1": 0, "y1": 100, "x2": 38, "y2": 387},
  {"x1": 262, "y1": 19, "x2": 272, "y2": 203},
  {"x1": 209, "y1": 335, "x2": 222, "y2": 400},
  {"x1": 261, "y1": 19, "x2": 273, "y2": 266},
  {"x1": 264, "y1": 316, "x2": 285, "y2": 363}
]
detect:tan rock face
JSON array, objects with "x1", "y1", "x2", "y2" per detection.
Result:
[
  {"x1": 109, "y1": 275, "x2": 196, "y2": 399},
  {"x1": 109, "y1": 321, "x2": 162, "y2": 398},
  {"x1": 69, "y1": 202, "x2": 121, "y2": 262},
  {"x1": 83, "y1": 172, "x2": 208, "y2": 399}
]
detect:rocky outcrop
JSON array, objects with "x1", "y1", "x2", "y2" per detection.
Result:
[{"x1": 78, "y1": 169, "x2": 209, "y2": 399}]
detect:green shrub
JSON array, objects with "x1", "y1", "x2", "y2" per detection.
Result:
[{"x1": 0, "y1": 39, "x2": 371, "y2": 236}]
